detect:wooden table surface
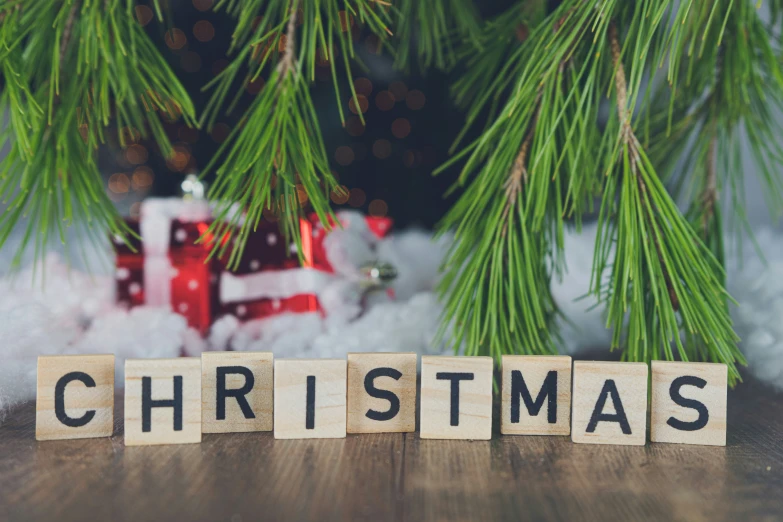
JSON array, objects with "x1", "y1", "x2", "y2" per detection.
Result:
[{"x1": 1, "y1": 375, "x2": 781, "y2": 522}]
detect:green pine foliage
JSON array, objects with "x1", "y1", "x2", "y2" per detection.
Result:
[
  {"x1": 0, "y1": 0, "x2": 195, "y2": 268},
  {"x1": 2, "y1": 0, "x2": 782, "y2": 383}
]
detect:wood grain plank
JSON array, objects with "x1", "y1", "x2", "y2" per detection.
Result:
[{"x1": 0, "y1": 374, "x2": 781, "y2": 522}]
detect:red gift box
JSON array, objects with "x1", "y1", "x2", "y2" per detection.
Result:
[
  {"x1": 114, "y1": 200, "x2": 393, "y2": 336},
  {"x1": 168, "y1": 219, "x2": 224, "y2": 335},
  {"x1": 112, "y1": 220, "x2": 145, "y2": 309}
]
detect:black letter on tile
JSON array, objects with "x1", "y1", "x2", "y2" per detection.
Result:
[
  {"x1": 586, "y1": 379, "x2": 631, "y2": 435},
  {"x1": 142, "y1": 376, "x2": 183, "y2": 432},
  {"x1": 666, "y1": 376, "x2": 709, "y2": 431},
  {"x1": 216, "y1": 366, "x2": 256, "y2": 420},
  {"x1": 55, "y1": 372, "x2": 97, "y2": 428},
  {"x1": 364, "y1": 367, "x2": 402, "y2": 421},
  {"x1": 436, "y1": 372, "x2": 474, "y2": 426},
  {"x1": 510, "y1": 370, "x2": 558, "y2": 424},
  {"x1": 306, "y1": 375, "x2": 316, "y2": 429}
]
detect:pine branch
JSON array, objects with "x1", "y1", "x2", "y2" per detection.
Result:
[
  {"x1": 200, "y1": 0, "x2": 391, "y2": 265},
  {"x1": 0, "y1": 0, "x2": 195, "y2": 269},
  {"x1": 392, "y1": 0, "x2": 481, "y2": 72},
  {"x1": 592, "y1": 19, "x2": 744, "y2": 384},
  {"x1": 435, "y1": 0, "x2": 608, "y2": 363}
]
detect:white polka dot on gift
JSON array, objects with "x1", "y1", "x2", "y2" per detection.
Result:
[
  {"x1": 116, "y1": 267, "x2": 130, "y2": 281},
  {"x1": 266, "y1": 233, "x2": 277, "y2": 246}
]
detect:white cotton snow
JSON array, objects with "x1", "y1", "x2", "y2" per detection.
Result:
[{"x1": 727, "y1": 228, "x2": 783, "y2": 389}]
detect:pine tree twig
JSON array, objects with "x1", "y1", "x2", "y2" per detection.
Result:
[
  {"x1": 60, "y1": 1, "x2": 80, "y2": 70},
  {"x1": 502, "y1": 91, "x2": 542, "y2": 235},
  {"x1": 609, "y1": 22, "x2": 679, "y2": 311},
  {"x1": 701, "y1": 133, "x2": 718, "y2": 238},
  {"x1": 276, "y1": 0, "x2": 299, "y2": 82}
]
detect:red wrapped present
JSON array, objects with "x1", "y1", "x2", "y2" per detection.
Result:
[
  {"x1": 219, "y1": 218, "x2": 325, "y2": 320},
  {"x1": 112, "y1": 220, "x2": 145, "y2": 309},
  {"x1": 114, "y1": 198, "x2": 395, "y2": 335},
  {"x1": 168, "y1": 219, "x2": 224, "y2": 335}
]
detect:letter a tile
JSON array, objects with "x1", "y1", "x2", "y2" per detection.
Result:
[
  {"x1": 420, "y1": 356, "x2": 493, "y2": 440},
  {"x1": 36, "y1": 355, "x2": 115, "y2": 441},
  {"x1": 274, "y1": 359, "x2": 347, "y2": 439},
  {"x1": 572, "y1": 361, "x2": 648, "y2": 446},
  {"x1": 124, "y1": 358, "x2": 202, "y2": 446},
  {"x1": 651, "y1": 361, "x2": 727, "y2": 446}
]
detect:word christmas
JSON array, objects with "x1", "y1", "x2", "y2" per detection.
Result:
[{"x1": 34, "y1": 354, "x2": 728, "y2": 447}]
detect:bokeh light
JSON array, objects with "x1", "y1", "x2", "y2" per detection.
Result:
[
  {"x1": 354, "y1": 77, "x2": 372, "y2": 97},
  {"x1": 166, "y1": 144, "x2": 192, "y2": 172},
  {"x1": 132, "y1": 166, "x2": 155, "y2": 190},
  {"x1": 210, "y1": 123, "x2": 230, "y2": 143},
  {"x1": 348, "y1": 95, "x2": 369, "y2": 115},
  {"x1": 108, "y1": 173, "x2": 131, "y2": 194},
  {"x1": 124, "y1": 144, "x2": 148, "y2": 165},
  {"x1": 391, "y1": 118, "x2": 411, "y2": 139},
  {"x1": 345, "y1": 116, "x2": 366, "y2": 137},
  {"x1": 165, "y1": 29, "x2": 187, "y2": 50},
  {"x1": 368, "y1": 199, "x2": 388, "y2": 217},
  {"x1": 193, "y1": 0, "x2": 213, "y2": 12},
  {"x1": 375, "y1": 90, "x2": 395, "y2": 111},
  {"x1": 246, "y1": 77, "x2": 265, "y2": 95},
  {"x1": 334, "y1": 146, "x2": 355, "y2": 166},
  {"x1": 193, "y1": 20, "x2": 215, "y2": 42},
  {"x1": 134, "y1": 5, "x2": 153, "y2": 26},
  {"x1": 330, "y1": 185, "x2": 350, "y2": 205},
  {"x1": 372, "y1": 139, "x2": 392, "y2": 159},
  {"x1": 348, "y1": 188, "x2": 366, "y2": 207}
]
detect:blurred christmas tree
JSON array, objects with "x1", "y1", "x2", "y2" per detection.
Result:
[{"x1": 2, "y1": 0, "x2": 782, "y2": 384}]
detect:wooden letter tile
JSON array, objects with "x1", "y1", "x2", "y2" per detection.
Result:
[
  {"x1": 274, "y1": 359, "x2": 347, "y2": 439},
  {"x1": 651, "y1": 361, "x2": 727, "y2": 446},
  {"x1": 124, "y1": 358, "x2": 202, "y2": 446},
  {"x1": 501, "y1": 355, "x2": 572, "y2": 436},
  {"x1": 420, "y1": 356, "x2": 493, "y2": 440},
  {"x1": 36, "y1": 355, "x2": 115, "y2": 441},
  {"x1": 201, "y1": 352, "x2": 273, "y2": 434},
  {"x1": 571, "y1": 361, "x2": 648, "y2": 446},
  {"x1": 347, "y1": 352, "x2": 417, "y2": 434}
]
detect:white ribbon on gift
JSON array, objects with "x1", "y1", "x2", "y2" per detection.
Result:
[
  {"x1": 140, "y1": 198, "x2": 211, "y2": 307},
  {"x1": 220, "y1": 268, "x2": 336, "y2": 303}
]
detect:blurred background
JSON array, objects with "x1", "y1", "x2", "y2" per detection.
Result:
[{"x1": 94, "y1": 0, "x2": 520, "y2": 229}]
